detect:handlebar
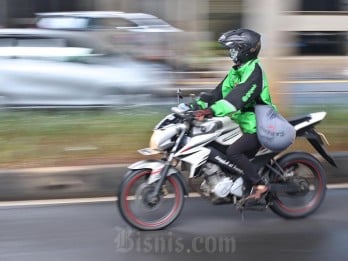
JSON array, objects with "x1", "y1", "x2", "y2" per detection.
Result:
[{"x1": 171, "y1": 107, "x2": 195, "y2": 121}]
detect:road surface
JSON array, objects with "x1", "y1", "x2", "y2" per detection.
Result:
[{"x1": 1, "y1": 188, "x2": 348, "y2": 261}]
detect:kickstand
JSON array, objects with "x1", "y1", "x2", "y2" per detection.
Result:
[
  {"x1": 239, "y1": 209, "x2": 245, "y2": 222},
  {"x1": 236, "y1": 197, "x2": 247, "y2": 222}
]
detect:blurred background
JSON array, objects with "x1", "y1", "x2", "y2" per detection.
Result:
[{"x1": 0, "y1": 0, "x2": 347, "y2": 168}]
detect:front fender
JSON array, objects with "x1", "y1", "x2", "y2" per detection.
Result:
[
  {"x1": 128, "y1": 159, "x2": 167, "y2": 171},
  {"x1": 128, "y1": 159, "x2": 188, "y2": 195}
]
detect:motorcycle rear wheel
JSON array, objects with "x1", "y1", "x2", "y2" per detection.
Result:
[
  {"x1": 117, "y1": 169, "x2": 185, "y2": 230},
  {"x1": 269, "y1": 152, "x2": 327, "y2": 219}
]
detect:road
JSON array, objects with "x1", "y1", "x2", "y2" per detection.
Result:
[{"x1": 1, "y1": 189, "x2": 348, "y2": 261}]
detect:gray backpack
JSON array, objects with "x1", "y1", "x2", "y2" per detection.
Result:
[{"x1": 255, "y1": 105, "x2": 296, "y2": 152}]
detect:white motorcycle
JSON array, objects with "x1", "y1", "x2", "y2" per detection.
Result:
[{"x1": 117, "y1": 91, "x2": 336, "y2": 230}]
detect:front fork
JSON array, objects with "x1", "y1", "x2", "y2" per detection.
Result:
[
  {"x1": 127, "y1": 158, "x2": 189, "y2": 202},
  {"x1": 149, "y1": 163, "x2": 174, "y2": 204},
  {"x1": 150, "y1": 127, "x2": 187, "y2": 199}
]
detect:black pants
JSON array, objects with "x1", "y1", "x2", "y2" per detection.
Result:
[{"x1": 226, "y1": 133, "x2": 261, "y2": 185}]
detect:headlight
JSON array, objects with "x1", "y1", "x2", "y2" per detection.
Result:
[{"x1": 150, "y1": 125, "x2": 177, "y2": 151}]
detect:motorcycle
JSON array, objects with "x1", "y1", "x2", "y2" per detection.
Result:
[{"x1": 117, "y1": 91, "x2": 337, "y2": 230}]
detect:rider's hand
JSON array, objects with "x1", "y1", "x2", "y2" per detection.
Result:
[{"x1": 194, "y1": 108, "x2": 214, "y2": 121}]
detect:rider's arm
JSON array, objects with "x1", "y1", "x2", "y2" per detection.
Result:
[
  {"x1": 210, "y1": 64, "x2": 263, "y2": 116},
  {"x1": 194, "y1": 76, "x2": 226, "y2": 109}
]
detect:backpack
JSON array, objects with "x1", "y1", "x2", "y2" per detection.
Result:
[{"x1": 255, "y1": 105, "x2": 296, "y2": 152}]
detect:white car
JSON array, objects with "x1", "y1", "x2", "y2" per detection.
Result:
[
  {"x1": 35, "y1": 11, "x2": 182, "y2": 33},
  {"x1": 34, "y1": 11, "x2": 184, "y2": 65},
  {"x1": 0, "y1": 28, "x2": 172, "y2": 108}
]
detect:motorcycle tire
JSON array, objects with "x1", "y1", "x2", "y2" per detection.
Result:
[
  {"x1": 117, "y1": 169, "x2": 185, "y2": 230},
  {"x1": 269, "y1": 152, "x2": 327, "y2": 219}
]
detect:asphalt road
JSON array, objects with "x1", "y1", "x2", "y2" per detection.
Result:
[{"x1": 1, "y1": 188, "x2": 348, "y2": 261}]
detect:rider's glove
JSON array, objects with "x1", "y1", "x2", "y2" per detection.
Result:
[{"x1": 194, "y1": 108, "x2": 214, "y2": 121}]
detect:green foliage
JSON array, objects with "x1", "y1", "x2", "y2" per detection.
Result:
[
  {"x1": 0, "y1": 108, "x2": 165, "y2": 168},
  {"x1": 0, "y1": 105, "x2": 346, "y2": 168}
]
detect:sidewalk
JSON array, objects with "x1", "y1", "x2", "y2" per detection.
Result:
[{"x1": 0, "y1": 152, "x2": 346, "y2": 201}]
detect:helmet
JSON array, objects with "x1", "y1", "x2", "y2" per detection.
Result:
[{"x1": 218, "y1": 28, "x2": 261, "y2": 64}]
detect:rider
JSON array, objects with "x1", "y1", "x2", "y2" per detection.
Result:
[{"x1": 193, "y1": 28, "x2": 277, "y2": 200}]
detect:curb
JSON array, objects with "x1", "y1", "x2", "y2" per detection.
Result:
[
  {"x1": 0, "y1": 164, "x2": 126, "y2": 201},
  {"x1": 0, "y1": 152, "x2": 347, "y2": 201}
]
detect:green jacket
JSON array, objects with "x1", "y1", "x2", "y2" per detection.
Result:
[{"x1": 197, "y1": 58, "x2": 276, "y2": 134}]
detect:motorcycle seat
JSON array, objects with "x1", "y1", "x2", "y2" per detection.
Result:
[{"x1": 287, "y1": 114, "x2": 312, "y2": 126}]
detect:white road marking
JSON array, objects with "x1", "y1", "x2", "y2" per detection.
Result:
[
  {"x1": 0, "y1": 197, "x2": 116, "y2": 207},
  {"x1": 0, "y1": 185, "x2": 346, "y2": 208},
  {"x1": 0, "y1": 193, "x2": 201, "y2": 207}
]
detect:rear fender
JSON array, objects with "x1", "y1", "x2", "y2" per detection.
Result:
[
  {"x1": 128, "y1": 159, "x2": 188, "y2": 195},
  {"x1": 298, "y1": 128, "x2": 337, "y2": 167}
]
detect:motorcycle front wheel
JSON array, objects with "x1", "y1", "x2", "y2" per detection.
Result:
[
  {"x1": 117, "y1": 169, "x2": 185, "y2": 230},
  {"x1": 269, "y1": 152, "x2": 327, "y2": 219}
]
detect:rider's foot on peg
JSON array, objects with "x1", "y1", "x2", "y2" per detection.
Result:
[{"x1": 246, "y1": 184, "x2": 270, "y2": 200}]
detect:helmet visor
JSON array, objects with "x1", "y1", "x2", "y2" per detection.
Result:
[{"x1": 229, "y1": 48, "x2": 239, "y2": 62}]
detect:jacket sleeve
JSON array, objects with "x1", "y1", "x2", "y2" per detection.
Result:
[
  {"x1": 210, "y1": 76, "x2": 225, "y2": 103},
  {"x1": 210, "y1": 64, "x2": 263, "y2": 116},
  {"x1": 195, "y1": 75, "x2": 226, "y2": 109}
]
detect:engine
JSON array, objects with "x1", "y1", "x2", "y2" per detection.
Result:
[{"x1": 200, "y1": 163, "x2": 244, "y2": 198}]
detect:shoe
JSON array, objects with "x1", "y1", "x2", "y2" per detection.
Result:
[{"x1": 246, "y1": 184, "x2": 270, "y2": 200}]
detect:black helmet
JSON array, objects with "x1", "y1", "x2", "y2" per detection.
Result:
[{"x1": 218, "y1": 28, "x2": 261, "y2": 64}]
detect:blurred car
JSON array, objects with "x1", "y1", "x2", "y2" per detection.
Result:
[
  {"x1": 35, "y1": 11, "x2": 182, "y2": 33},
  {"x1": 34, "y1": 11, "x2": 184, "y2": 66},
  {"x1": 0, "y1": 28, "x2": 172, "y2": 108},
  {"x1": 296, "y1": 31, "x2": 346, "y2": 55}
]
